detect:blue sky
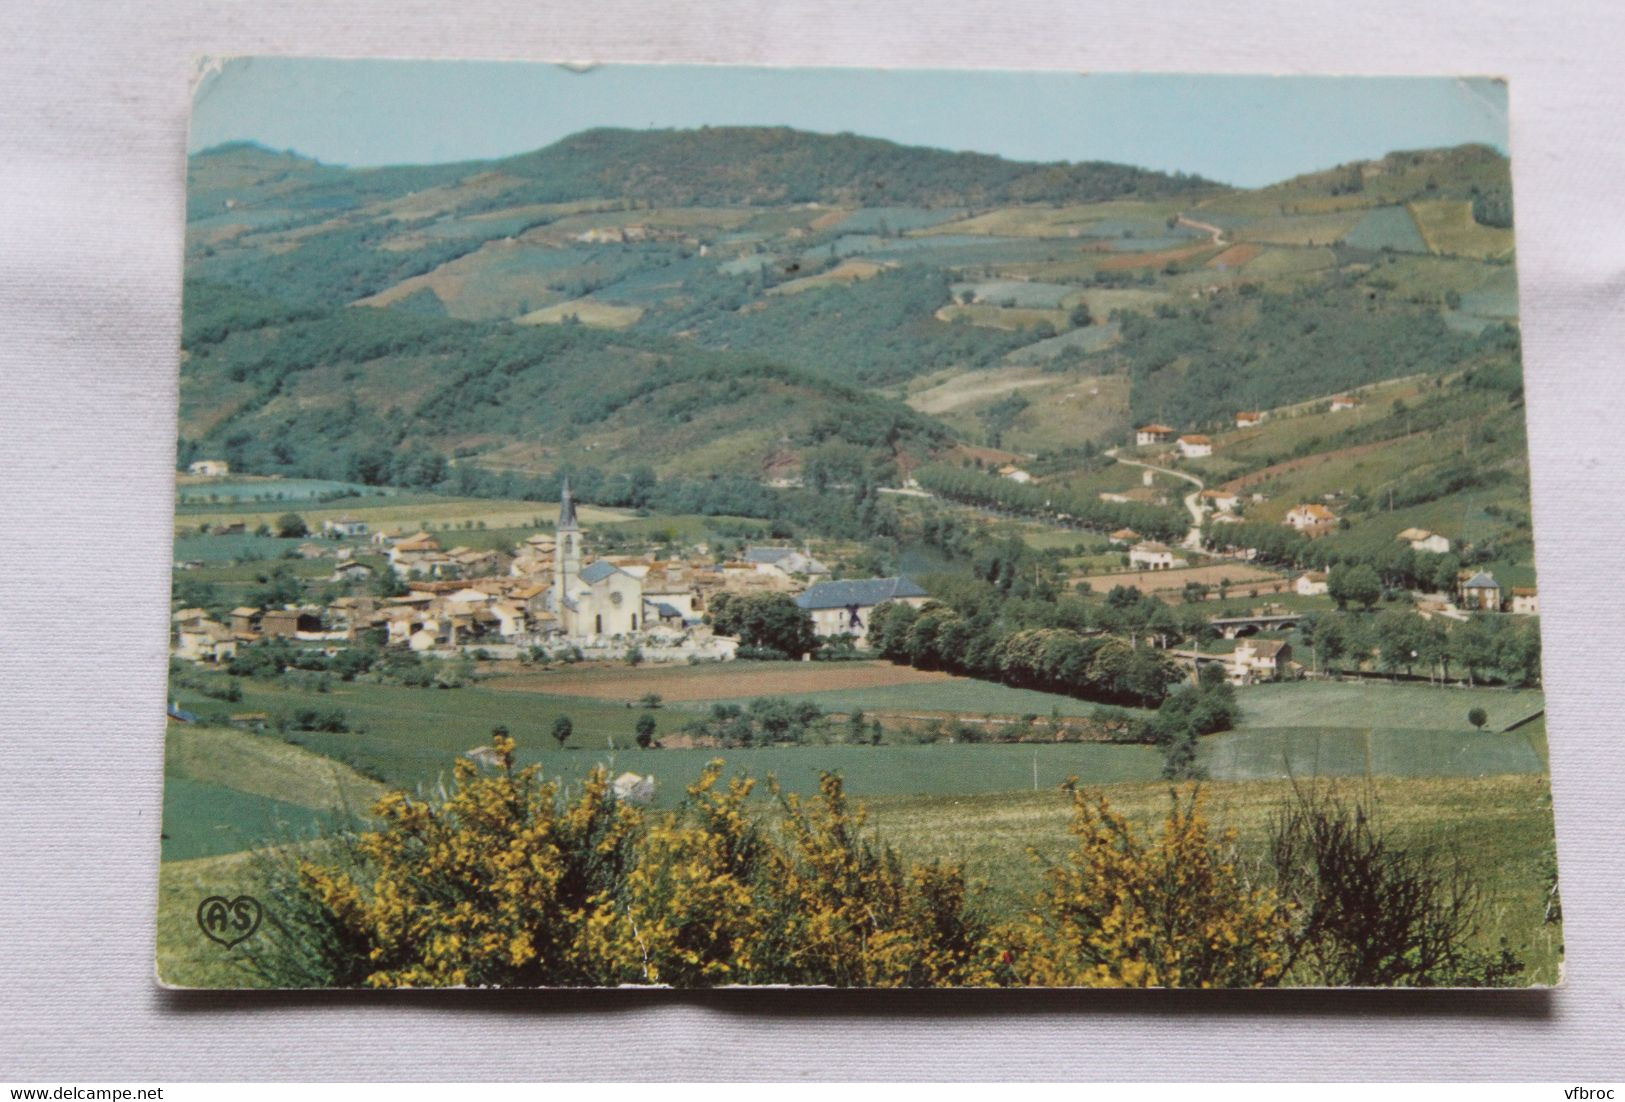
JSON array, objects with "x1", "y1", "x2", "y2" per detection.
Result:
[{"x1": 190, "y1": 59, "x2": 1508, "y2": 188}]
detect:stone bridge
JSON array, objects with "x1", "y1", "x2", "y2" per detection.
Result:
[{"x1": 1208, "y1": 612, "x2": 1301, "y2": 639}]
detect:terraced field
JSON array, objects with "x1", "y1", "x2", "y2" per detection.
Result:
[{"x1": 1410, "y1": 199, "x2": 1517, "y2": 259}]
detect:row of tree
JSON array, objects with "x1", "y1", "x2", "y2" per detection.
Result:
[
  {"x1": 913, "y1": 463, "x2": 1188, "y2": 543},
  {"x1": 868, "y1": 600, "x2": 1182, "y2": 708},
  {"x1": 1299, "y1": 608, "x2": 1541, "y2": 687}
]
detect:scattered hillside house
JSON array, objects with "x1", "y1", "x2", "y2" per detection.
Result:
[
  {"x1": 1199, "y1": 489, "x2": 1240, "y2": 513},
  {"x1": 1396, "y1": 527, "x2": 1451, "y2": 554},
  {"x1": 1229, "y1": 638, "x2": 1292, "y2": 684},
  {"x1": 1329, "y1": 394, "x2": 1361, "y2": 412},
  {"x1": 1235, "y1": 411, "x2": 1266, "y2": 428},
  {"x1": 1294, "y1": 571, "x2": 1330, "y2": 597},
  {"x1": 794, "y1": 576, "x2": 929, "y2": 645},
  {"x1": 1510, "y1": 587, "x2": 1539, "y2": 616},
  {"x1": 1284, "y1": 503, "x2": 1338, "y2": 533},
  {"x1": 1128, "y1": 541, "x2": 1187, "y2": 570},
  {"x1": 999, "y1": 464, "x2": 1033, "y2": 484},
  {"x1": 743, "y1": 546, "x2": 829, "y2": 580},
  {"x1": 1109, "y1": 528, "x2": 1140, "y2": 545},
  {"x1": 1177, "y1": 434, "x2": 1214, "y2": 459},
  {"x1": 323, "y1": 517, "x2": 369, "y2": 538},
  {"x1": 1135, "y1": 424, "x2": 1176, "y2": 446},
  {"x1": 330, "y1": 560, "x2": 374, "y2": 583},
  {"x1": 1459, "y1": 571, "x2": 1503, "y2": 612},
  {"x1": 187, "y1": 459, "x2": 229, "y2": 477}
]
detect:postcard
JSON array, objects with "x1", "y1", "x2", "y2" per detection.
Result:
[{"x1": 160, "y1": 60, "x2": 1559, "y2": 988}]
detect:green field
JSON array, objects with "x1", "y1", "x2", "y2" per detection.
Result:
[{"x1": 1234, "y1": 681, "x2": 1544, "y2": 731}]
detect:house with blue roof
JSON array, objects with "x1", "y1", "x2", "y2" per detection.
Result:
[{"x1": 794, "y1": 576, "x2": 930, "y2": 645}]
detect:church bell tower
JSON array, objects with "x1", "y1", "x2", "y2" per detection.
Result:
[{"x1": 554, "y1": 476, "x2": 582, "y2": 628}]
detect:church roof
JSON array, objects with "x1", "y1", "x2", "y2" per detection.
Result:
[
  {"x1": 580, "y1": 560, "x2": 624, "y2": 584},
  {"x1": 1463, "y1": 571, "x2": 1500, "y2": 589},
  {"x1": 795, "y1": 576, "x2": 927, "y2": 610}
]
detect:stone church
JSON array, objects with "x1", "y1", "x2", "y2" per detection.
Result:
[{"x1": 551, "y1": 479, "x2": 644, "y2": 639}]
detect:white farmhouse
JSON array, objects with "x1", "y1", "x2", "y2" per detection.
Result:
[
  {"x1": 1128, "y1": 541, "x2": 1187, "y2": 570},
  {"x1": 1135, "y1": 424, "x2": 1176, "y2": 446},
  {"x1": 187, "y1": 459, "x2": 230, "y2": 477},
  {"x1": 1177, "y1": 434, "x2": 1213, "y2": 459},
  {"x1": 1294, "y1": 571, "x2": 1329, "y2": 597},
  {"x1": 1284, "y1": 504, "x2": 1338, "y2": 532},
  {"x1": 1396, "y1": 527, "x2": 1451, "y2": 554}
]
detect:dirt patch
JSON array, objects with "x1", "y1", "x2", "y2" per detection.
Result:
[
  {"x1": 484, "y1": 660, "x2": 958, "y2": 702},
  {"x1": 1207, "y1": 243, "x2": 1262, "y2": 269},
  {"x1": 1097, "y1": 243, "x2": 1213, "y2": 271}
]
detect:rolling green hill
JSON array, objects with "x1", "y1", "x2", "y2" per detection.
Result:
[
  {"x1": 180, "y1": 128, "x2": 1523, "y2": 496},
  {"x1": 178, "y1": 290, "x2": 949, "y2": 482}
]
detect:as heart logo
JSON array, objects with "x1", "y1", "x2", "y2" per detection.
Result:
[{"x1": 196, "y1": 894, "x2": 262, "y2": 948}]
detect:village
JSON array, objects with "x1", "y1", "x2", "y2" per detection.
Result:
[
  {"x1": 173, "y1": 478, "x2": 934, "y2": 669},
  {"x1": 172, "y1": 395, "x2": 1539, "y2": 694}
]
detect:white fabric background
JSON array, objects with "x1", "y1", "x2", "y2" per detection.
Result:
[{"x1": 3, "y1": 0, "x2": 1623, "y2": 1081}]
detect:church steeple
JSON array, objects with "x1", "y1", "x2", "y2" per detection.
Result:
[
  {"x1": 554, "y1": 476, "x2": 582, "y2": 630},
  {"x1": 558, "y1": 476, "x2": 579, "y2": 531}
]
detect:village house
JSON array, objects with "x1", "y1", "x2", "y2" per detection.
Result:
[
  {"x1": 1229, "y1": 638, "x2": 1292, "y2": 684},
  {"x1": 187, "y1": 459, "x2": 230, "y2": 477},
  {"x1": 1459, "y1": 571, "x2": 1503, "y2": 612},
  {"x1": 1294, "y1": 571, "x2": 1329, "y2": 597},
  {"x1": 388, "y1": 532, "x2": 444, "y2": 573},
  {"x1": 229, "y1": 605, "x2": 262, "y2": 637},
  {"x1": 1284, "y1": 503, "x2": 1338, "y2": 534},
  {"x1": 1199, "y1": 489, "x2": 1240, "y2": 513},
  {"x1": 1177, "y1": 434, "x2": 1214, "y2": 459},
  {"x1": 1128, "y1": 541, "x2": 1187, "y2": 570},
  {"x1": 1108, "y1": 527, "x2": 1140, "y2": 545},
  {"x1": 1235, "y1": 411, "x2": 1266, "y2": 428},
  {"x1": 1329, "y1": 394, "x2": 1361, "y2": 412},
  {"x1": 1135, "y1": 424, "x2": 1176, "y2": 447},
  {"x1": 260, "y1": 608, "x2": 327, "y2": 638},
  {"x1": 1510, "y1": 587, "x2": 1539, "y2": 616},
  {"x1": 323, "y1": 517, "x2": 369, "y2": 539},
  {"x1": 794, "y1": 576, "x2": 929, "y2": 646},
  {"x1": 998, "y1": 464, "x2": 1033, "y2": 484},
  {"x1": 174, "y1": 616, "x2": 236, "y2": 663},
  {"x1": 1396, "y1": 527, "x2": 1451, "y2": 554},
  {"x1": 743, "y1": 546, "x2": 829, "y2": 581}
]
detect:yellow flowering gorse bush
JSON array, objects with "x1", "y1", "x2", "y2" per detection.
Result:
[{"x1": 287, "y1": 739, "x2": 1303, "y2": 989}]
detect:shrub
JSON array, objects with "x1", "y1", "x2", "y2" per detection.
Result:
[
  {"x1": 1268, "y1": 784, "x2": 1525, "y2": 987},
  {"x1": 1008, "y1": 784, "x2": 1294, "y2": 987}
]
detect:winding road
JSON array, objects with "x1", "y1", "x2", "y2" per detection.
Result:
[{"x1": 1105, "y1": 447, "x2": 1206, "y2": 550}]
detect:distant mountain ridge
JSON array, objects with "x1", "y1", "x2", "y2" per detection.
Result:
[{"x1": 192, "y1": 125, "x2": 1223, "y2": 211}]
